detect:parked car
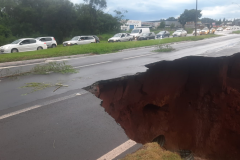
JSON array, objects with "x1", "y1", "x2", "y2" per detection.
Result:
[
  {"x1": 200, "y1": 27, "x2": 209, "y2": 35},
  {"x1": 172, "y1": 30, "x2": 187, "y2": 37},
  {"x1": 87, "y1": 35, "x2": 100, "y2": 43},
  {"x1": 130, "y1": 28, "x2": 150, "y2": 40},
  {"x1": 210, "y1": 28, "x2": 216, "y2": 34},
  {"x1": 0, "y1": 38, "x2": 47, "y2": 54},
  {"x1": 226, "y1": 27, "x2": 231, "y2": 30},
  {"x1": 36, "y1": 37, "x2": 57, "y2": 48},
  {"x1": 63, "y1": 36, "x2": 96, "y2": 46},
  {"x1": 156, "y1": 31, "x2": 170, "y2": 38},
  {"x1": 138, "y1": 32, "x2": 156, "y2": 40},
  {"x1": 217, "y1": 27, "x2": 223, "y2": 31},
  {"x1": 108, "y1": 33, "x2": 132, "y2": 42},
  {"x1": 192, "y1": 29, "x2": 201, "y2": 35}
]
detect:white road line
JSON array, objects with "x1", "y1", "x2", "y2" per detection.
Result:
[
  {"x1": 97, "y1": 140, "x2": 137, "y2": 160},
  {"x1": 73, "y1": 61, "x2": 112, "y2": 68},
  {"x1": 123, "y1": 53, "x2": 157, "y2": 60},
  {"x1": 0, "y1": 93, "x2": 85, "y2": 120}
]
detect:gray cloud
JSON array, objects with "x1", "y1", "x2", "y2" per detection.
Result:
[{"x1": 70, "y1": 0, "x2": 240, "y2": 20}]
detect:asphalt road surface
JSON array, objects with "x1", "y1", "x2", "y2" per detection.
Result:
[{"x1": 0, "y1": 30, "x2": 240, "y2": 160}]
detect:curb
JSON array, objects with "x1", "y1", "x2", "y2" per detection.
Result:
[{"x1": 0, "y1": 54, "x2": 91, "y2": 67}]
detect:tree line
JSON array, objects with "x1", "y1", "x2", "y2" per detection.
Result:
[{"x1": 0, "y1": 0, "x2": 125, "y2": 45}]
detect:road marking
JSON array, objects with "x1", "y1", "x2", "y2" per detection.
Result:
[
  {"x1": 123, "y1": 53, "x2": 157, "y2": 60},
  {"x1": 73, "y1": 61, "x2": 112, "y2": 68},
  {"x1": 97, "y1": 140, "x2": 137, "y2": 160},
  {"x1": 0, "y1": 92, "x2": 86, "y2": 120}
]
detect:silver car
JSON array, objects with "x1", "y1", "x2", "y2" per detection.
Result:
[
  {"x1": 63, "y1": 36, "x2": 96, "y2": 46},
  {"x1": 172, "y1": 30, "x2": 187, "y2": 37},
  {"x1": 36, "y1": 37, "x2": 57, "y2": 48},
  {"x1": 0, "y1": 38, "x2": 47, "y2": 54},
  {"x1": 108, "y1": 33, "x2": 132, "y2": 42}
]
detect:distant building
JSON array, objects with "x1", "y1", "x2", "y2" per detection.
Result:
[
  {"x1": 142, "y1": 21, "x2": 160, "y2": 29},
  {"x1": 121, "y1": 20, "x2": 141, "y2": 31},
  {"x1": 164, "y1": 20, "x2": 182, "y2": 28},
  {"x1": 185, "y1": 21, "x2": 203, "y2": 28},
  {"x1": 142, "y1": 20, "x2": 181, "y2": 29},
  {"x1": 235, "y1": 19, "x2": 240, "y2": 26}
]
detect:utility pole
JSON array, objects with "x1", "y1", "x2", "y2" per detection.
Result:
[{"x1": 195, "y1": 0, "x2": 198, "y2": 36}]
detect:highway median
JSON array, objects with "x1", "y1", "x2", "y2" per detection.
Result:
[{"x1": 0, "y1": 34, "x2": 219, "y2": 63}]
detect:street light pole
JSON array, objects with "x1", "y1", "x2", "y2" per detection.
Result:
[{"x1": 195, "y1": 0, "x2": 198, "y2": 36}]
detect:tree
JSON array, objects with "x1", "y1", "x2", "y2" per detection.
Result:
[
  {"x1": 159, "y1": 21, "x2": 165, "y2": 29},
  {"x1": 178, "y1": 9, "x2": 202, "y2": 28},
  {"x1": 167, "y1": 17, "x2": 176, "y2": 21},
  {"x1": 0, "y1": 0, "x2": 124, "y2": 44}
]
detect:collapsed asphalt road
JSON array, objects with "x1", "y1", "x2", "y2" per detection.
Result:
[{"x1": 0, "y1": 33, "x2": 240, "y2": 160}]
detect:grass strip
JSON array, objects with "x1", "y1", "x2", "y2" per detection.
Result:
[
  {"x1": 0, "y1": 34, "x2": 218, "y2": 63},
  {"x1": 0, "y1": 62, "x2": 77, "y2": 79},
  {"x1": 232, "y1": 30, "x2": 240, "y2": 34},
  {"x1": 121, "y1": 142, "x2": 181, "y2": 160},
  {"x1": 153, "y1": 44, "x2": 175, "y2": 52}
]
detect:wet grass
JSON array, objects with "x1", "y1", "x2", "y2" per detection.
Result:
[
  {"x1": 121, "y1": 143, "x2": 181, "y2": 160},
  {"x1": 0, "y1": 62, "x2": 77, "y2": 79},
  {"x1": 232, "y1": 30, "x2": 240, "y2": 34},
  {"x1": 20, "y1": 82, "x2": 52, "y2": 95},
  {"x1": 0, "y1": 34, "x2": 219, "y2": 63},
  {"x1": 153, "y1": 44, "x2": 175, "y2": 52},
  {"x1": 32, "y1": 62, "x2": 78, "y2": 74}
]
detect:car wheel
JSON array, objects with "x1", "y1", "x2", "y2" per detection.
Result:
[
  {"x1": 11, "y1": 48, "x2": 18, "y2": 53},
  {"x1": 52, "y1": 44, "x2": 56, "y2": 48},
  {"x1": 147, "y1": 38, "x2": 149, "y2": 40},
  {"x1": 63, "y1": 44, "x2": 67, "y2": 47},
  {"x1": 37, "y1": 47, "x2": 43, "y2": 50}
]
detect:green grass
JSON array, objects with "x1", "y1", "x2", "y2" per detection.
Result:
[
  {"x1": 32, "y1": 62, "x2": 77, "y2": 74},
  {"x1": 153, "y1": 44, "x2": 175, "y2": 52},
  {"x1": 0, "y1": 34, "x2": 219, "y2": 63},
  {"x1": 232, "y1": 30, "x2": 240, "y2": 34}
]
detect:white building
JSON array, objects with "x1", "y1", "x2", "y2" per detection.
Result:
[{"x1": 121, "y1": 20, "x2": 142, "y2": 31}]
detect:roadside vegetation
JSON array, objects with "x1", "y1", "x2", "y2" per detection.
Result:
[
  {"x1": 0, "y1": 34, "x2": 219, "y2": 63},
  {"x1": 153, "y1": 44, "x2": 175, "y2": 52},
  {"x1": 0, "y1": 62, "x2": 77, "y2": 79},
  {"x1": 232, "y1": 30, "x2": 240, "y2": 34},
  {"x1": 121, "y1": 143, "x2": 181, "y2": 160}
]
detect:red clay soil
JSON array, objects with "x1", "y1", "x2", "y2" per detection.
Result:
[{"x1": 87, "y1": 53, "x2": 240, "y2": 160}]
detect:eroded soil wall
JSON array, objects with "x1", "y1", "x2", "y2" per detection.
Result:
[{"x1": 87, "y1": 53, "x2": 240, "y2": 160}]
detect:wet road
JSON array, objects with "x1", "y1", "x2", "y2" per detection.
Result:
[{"x1": 0, "y1": 31, "x2": 240, "y2": 160}]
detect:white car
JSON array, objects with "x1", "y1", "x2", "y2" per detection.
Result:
[
  {"x1": 63, "y1": 36, "x2": 96, "y2": 46},
  {"x1": 36, "y1": 37, "x2": 57, "y2": 48},
  {"x1": 192, "y1": 29, "x2": 201, "y2": 35},
  {"x1": 108, "y1": 33, "x2": 132, "y2": 42},
  {"x1": 172, "y1": 30, "x2": 187, "y2": 37},
  {"x1": 226, "y1": 27, "x2": 231, "y2": 30},
  {"x1": 217, "y1": 27, "x2": 223, "y2": 31},
  {"x1": 0, "y1": 38, "x2": 47, "y2": 54}
]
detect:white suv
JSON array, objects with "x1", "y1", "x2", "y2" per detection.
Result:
[
  {"x1": 63, "y1": 36, "x2": 96, "y2": 46},
  {"x1": 36, "y1": 37, "x2": 57, "y2": 48}
]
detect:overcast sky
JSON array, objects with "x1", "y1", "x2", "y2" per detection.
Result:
[{"x1": 70, "y1": 0, "x2": 240, "y2": 21}]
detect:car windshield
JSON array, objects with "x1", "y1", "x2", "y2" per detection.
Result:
[
  {"x1": 131, "y1": 29, "x2": 139, "y2": 33},
  {"x1": 71, "y1": 36, "x2": 79, "y2": 40},
  {"x1": 11, "y1": 39, "x2": 22, "y2": 44},
  {"x1": 142, "y1": 33, "x2": 148, "y2": 36},
  {"x1": 203, "y1": 28, "x2": 208, "y2": 30},
  {"x1": 113, "y1": 34, "x2": 122, "y2": 37},
  {"x1": 159, "y1": 31, "x2": 165, "y2": 34},
  {"x1": 176, "y1": 30, "x2": 182, "y2": 32}
]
